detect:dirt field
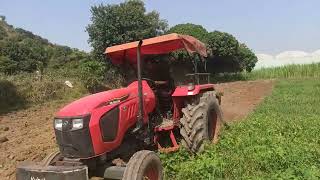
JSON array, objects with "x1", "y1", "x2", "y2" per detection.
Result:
[
  {"x1": 0, "y1": 80, "x2": 274, "y2": 179},
  {"x1": 215, "y1": 80, "x2": 274, "y2": 122}
]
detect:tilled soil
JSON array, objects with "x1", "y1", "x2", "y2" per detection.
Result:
[
  {"x1": 0, "y1": 80, "x2": 274, "y2": 179},
  {"x1": 0, "y1": 103, "x2": 60, "y2": 179},
  {"x1": 215, "y1": 80, "x2": 274, "y2": 122}
]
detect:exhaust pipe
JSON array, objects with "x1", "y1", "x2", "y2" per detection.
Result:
[{"x1": 135, "y1": 40, "x2": 144, "y2": 131}]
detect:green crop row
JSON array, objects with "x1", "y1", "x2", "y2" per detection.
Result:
[
  {"x1": 161, "y1": 79, "x2": 320, "y2": 179},
  {"x1": 211, "y1": 63, "x2": 320, "y2": 83},
  {"x1": 249, "y1": 63, "x2": 320, "y2": 79}
]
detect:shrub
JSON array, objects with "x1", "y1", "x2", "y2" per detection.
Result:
[
  {"x1": 0, "y1": 79, "x2": 25, "y2": 113},
  {"x1": 79, "y1": 60, "x2": 107, "y2": 93},
  {"x1": 22, "y1": 78, "x2": 63, "y2": 103}
]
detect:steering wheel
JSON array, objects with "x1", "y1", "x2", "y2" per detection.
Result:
[
  {"x1": 141, "y1": 78, "x2": 156, "y2": 89},
  {"x1": 127, "y1": 78, "x2": 156, "y2": 89}
]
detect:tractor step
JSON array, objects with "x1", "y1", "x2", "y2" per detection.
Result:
[
  {"x1": 155, "y1": 119, "x2": 178, "y2": 131},
  {"x1": 16, "y1": 161, "x2": 88, "y2": 180},
  {"x1": 154, "y1": 119, "x2": 180, "y2": 153}
]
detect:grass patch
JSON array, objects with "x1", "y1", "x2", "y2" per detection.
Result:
[
  {"x1": 161, "y1": 78, "x2": 320, "y2": 179},
  {"x1": 0, "y1": 71, "x2": 87, "y2": 114}
]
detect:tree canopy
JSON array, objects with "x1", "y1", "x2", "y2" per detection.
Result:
[
  {"x1": 206, "y1": 31, "x2": 239, "y2": 57},
  {"x1": 168, "y1": 23, "x2": 257, "y2": 73},
  {"x1": 86, "y1": 0, "x2": 168, "y2": 61},
  {"x1": 168, "y1": 23, "x2": 208, "y2": 42},
  {"x1": 237, "y1": 43, "x2": 258, "y2": 72}
]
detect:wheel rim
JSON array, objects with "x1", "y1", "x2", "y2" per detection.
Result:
[
  {"x1": 208, "y1": 109, "x2": 218, "y2": 140},
  {"x1": 143, "y1": 165, "x2": 159, "y2": 180}
]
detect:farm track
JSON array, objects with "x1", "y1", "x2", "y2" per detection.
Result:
[{"x1": 0, "y1": 80, "x2": 274, "y2": 180}]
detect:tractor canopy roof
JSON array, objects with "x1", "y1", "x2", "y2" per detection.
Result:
[{"x1": 105, "y1": 33, "x2": 207, "y2": 65}]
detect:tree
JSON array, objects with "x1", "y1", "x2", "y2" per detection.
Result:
[
  {"x1": 86, "y1": 0, "x2": 168, "y2": 61},
  {"x1": 0, "y1": 38, "x2": 49, "y2": 73},
  {"x1": 237, "y1": 43, "x2": 258, "y2": 72},
  {"x1": 0, "y1": 56, "x2": 17, "y2": 74},
  {"x1": 206, "y1": 31, "x2": 239, "y2": 57},
  {"x1": 0, "y1": 15, "x2": 6, "y2": 21},
  {"x1": 206, "y1": 31, "x2": 258, "y2": 73},
  {"x1": 1, "y1": 39, "x2": 31, "y2": 72},
  {"x1": 168, "y1": 23, "x2": 208, "y2": 42}
]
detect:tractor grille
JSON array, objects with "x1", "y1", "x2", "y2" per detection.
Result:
[{"x1": 54, "y1": 115, "x2": 95, "y2": 158}]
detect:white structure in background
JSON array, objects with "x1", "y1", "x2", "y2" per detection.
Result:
[
  {"x1": 312, "y1": 50, "x2": 320, "y2": 57},
  {"x1": 255, "y1": 49, "x2": 320, "y2": 70},
  {"x1": 275, "y1": 51, "x2": 309, "y2": 59}
]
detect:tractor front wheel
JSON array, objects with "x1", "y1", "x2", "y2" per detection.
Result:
[
  {"x1": 180, "y1": 91, "x2": 223, "y2": 153},
  {"x1": 123, "y1": 150, "x2": 163, "y2": 180}
]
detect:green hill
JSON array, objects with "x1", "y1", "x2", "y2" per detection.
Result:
[
  {"x1": 0, "y1": 18, "x2": 91, "y2": 114},
  {"x1": 0, "y1": 18, "x2": 88, "y2": 74}
]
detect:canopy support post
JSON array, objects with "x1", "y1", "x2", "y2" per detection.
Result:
[{"x1": 134, "y1": 40, "x2": 144, "y2": 132}]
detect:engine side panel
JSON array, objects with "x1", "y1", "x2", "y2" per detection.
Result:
[
  {"x1": 89, "y1": 81, "x2": 156, "y2": 156},
  {"x1": 100, "y1": 107, "x2": 120, "y2": 142}
]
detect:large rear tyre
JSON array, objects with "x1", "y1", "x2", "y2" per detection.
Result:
[
  {"x1": 180, "y1": 91, "x2": 223, "y2": 153},
  {"x1": 123, "y1": 150, "x2": 163, "y2": 180}
]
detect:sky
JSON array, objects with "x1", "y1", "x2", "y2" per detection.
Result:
[{"x1": 1, "y1": 0, "x2": 320, "y2": 55}]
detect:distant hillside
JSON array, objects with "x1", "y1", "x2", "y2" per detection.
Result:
[{"x1": 0, "y1": 17, "x2": 88, "y2": 74}]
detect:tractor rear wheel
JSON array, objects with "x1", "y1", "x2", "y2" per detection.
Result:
[
  {"x1": 180, "y1": 91, "x2": 223, "y2": 153},
  {"x1": 123, "y1": 150, "x2": 163, "y2": 180}
]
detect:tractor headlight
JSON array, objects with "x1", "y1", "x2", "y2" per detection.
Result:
[
  {"x1": 71, "y1": 118, "x2": 83, "y2": 131},
  {"x1": 54, "y1": 119, "x2": 63, "y2": 131}
]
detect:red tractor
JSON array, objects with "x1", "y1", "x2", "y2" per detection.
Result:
[{"x1": 16, "y1": 33, "x2": 224, "y2": 180}]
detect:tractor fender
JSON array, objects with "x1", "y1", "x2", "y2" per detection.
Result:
[{"x1": 172, "y1": 84, "x2": 215, "y2": 97}]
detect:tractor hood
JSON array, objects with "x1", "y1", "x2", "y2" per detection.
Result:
[{"x1": 56, "y1": 88, "x2": 130, "y2": 117}]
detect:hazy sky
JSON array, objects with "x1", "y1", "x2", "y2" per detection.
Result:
[{"x1": 1, "y1": 0, "x2": 319, "y2": 55}]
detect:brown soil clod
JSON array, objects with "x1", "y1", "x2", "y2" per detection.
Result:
[{"x1": 0, "y1": 136, "x2": 8, "y2": 143}]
